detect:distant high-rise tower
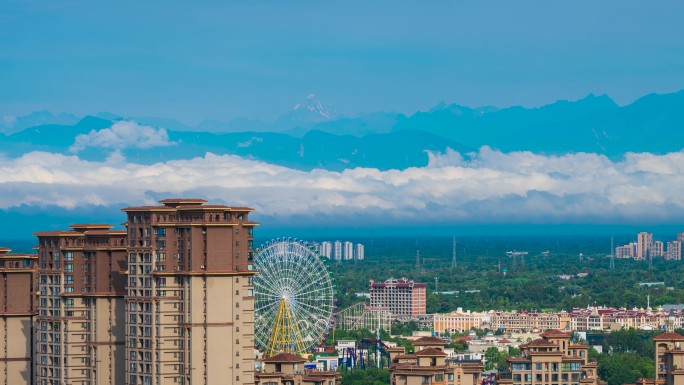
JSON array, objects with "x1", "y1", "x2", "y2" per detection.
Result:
[
  {"x1": 354, "y1": 243, "x2": 365, "y2": 260},
  {"x1": 451, "y1": 237, "x2": 457, "y2": 269},
  {"x1": 667, "y1": 241, "x2": 682, "y2": 261},
  {"x1": 637, "y1": 232, "x2": 653, "y2": 260},
  {"x1": 678, "y1": 232, "x2": 684, "y2": 243},
  {"x1": 415, "y1": 250, "x2": 421, "y2": 270},
  {"x1": 333, "y1": 241, "x2": 342, "y2": 261},
  {"x1": 343, "y1": 241, "x2": 354, "y2": 260},
  {"x1": 653, "y1": 241, "x2": 664, "y2": 257},
  {"x1": 319, "y1": 241, "x2": 332, "y2": 259}
]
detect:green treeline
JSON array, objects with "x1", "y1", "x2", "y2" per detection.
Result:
[{"x1": 328, "y1": 236, "x2": 684, "y2": 312}]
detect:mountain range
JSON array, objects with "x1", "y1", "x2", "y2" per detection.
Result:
[{"x1": 1, "y1": 90, "x2": 683, "y2": 171}]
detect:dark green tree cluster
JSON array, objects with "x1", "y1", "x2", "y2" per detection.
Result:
[
  {"x1": 339, "y1": 367, "x2": 390, "y2": 385},
  {"x1": 594, "y1": 329, "x2": 656, "y2": 385}
]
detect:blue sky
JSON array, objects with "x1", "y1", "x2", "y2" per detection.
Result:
[
  {"x1": 1, "y1": 1, "x2": 684, "y2": 239},
  {"x1": 2, "y1": 1, "x2": 684, "y2": 123}
]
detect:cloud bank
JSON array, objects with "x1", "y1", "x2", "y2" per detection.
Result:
[
  {"x1": 69, "y1": 121, "x2": 175, "y2": 152},
  {"x1": 1, "y1": 146, "x2": 684, "y2": 225}
]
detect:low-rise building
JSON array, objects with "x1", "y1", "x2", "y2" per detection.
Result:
[
  {"x1": 496, "y1": 330, "x2": 600, "y2": 385},
  {"x1": 434, "y1": 308, "x2": 485, "y2": 334},
  {"x1": 634, "y1": 331, "x2": 684, "y2": 385},
  {"x1": 490, "y1": 310, "x2": 569, "y2": 332},
  {"x1": 389, "y1": 336, "x2": 484, "y2": 385},
  {"x1": 255, "y1": 352, "x2": 340, "y2": 385}
]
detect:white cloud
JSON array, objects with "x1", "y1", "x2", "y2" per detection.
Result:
[
  {"x1": 2, "y1": 115, "x2": 16, "y2": 129},
  {"x1": 69, "y1": 121, "x2": 176, "y2": 152},
  {"x1": 1, "y1": 147, "x2": 684, "y2": 225}
]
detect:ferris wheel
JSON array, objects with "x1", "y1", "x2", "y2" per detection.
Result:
[{"x1": 253, "y1": 239, "x2": 335, "y2": 355}]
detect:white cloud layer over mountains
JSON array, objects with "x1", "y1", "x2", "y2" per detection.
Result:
[
  {"x1": 1, "y1": 147, "x2": 684, "y2": 225},
  {"x1": 69, "y1": 121, "x2": 175, "y2": 152}
]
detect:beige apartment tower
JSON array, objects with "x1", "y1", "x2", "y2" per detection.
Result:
[
  {"x1": 34, "y1": 224, "x2": 128, "y2": 385},
  {"x1": 122, "y1": 199, "x2": 258, "y2": 385},
  {"x1": 0, "y1": 247, "x2": 37, "y2": 385},
  {"x1": 637, "y1": 232, "x2": 654, "y2": 260}
]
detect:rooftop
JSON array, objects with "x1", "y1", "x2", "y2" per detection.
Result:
[
  {"x1": 525, "y1": 338, "x2": 558, "y2": 347},
  {"x1": 415, "y1": 347, "x2": 448, "y2": 357},
  {"x1": 653, "y1": 332, "x2": 684, "y2": 341},
  {"x1": 541, "y1": 329, "x2": 571, "y2": 338},
  {"x1": 262, "y1": 352, "x2": 307, "y2": 363},
  {"x1": 68, "y1": 223, "x2": 113, "y2": 230},
  {"x1": 413, "y1": 336, "x2": 447, "y2": 346}
]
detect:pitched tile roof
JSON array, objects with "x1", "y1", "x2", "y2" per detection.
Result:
[
  {"x1": 415, "y1": 347, "x2": 447, "y2": 356},
  {"x1": 526, "y1": 338, "x2": 557, "y2": 347},
  {"x1": 653, "y1": 332, "x2": 684, "y2": 341},
  {"x1": 413, "y1": 336, "x2": 447, "y2": 346},
  {"x1": 541, "y1": 329, "x2": 570, "y2": 338},
  {"x1": 263, "y1": 352, "x2": 307, "y2": 363}
]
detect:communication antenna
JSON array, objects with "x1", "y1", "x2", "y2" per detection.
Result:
[{"x1": 610, "y1": 236, "x2": 615, "y2": 270}]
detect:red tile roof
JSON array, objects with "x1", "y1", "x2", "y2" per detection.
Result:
[
  {"x1": 263, "y1": 352, "x2": 307, "y2": 363},
  {"x1": 541, "y1": 329, "x2": 570, "y2": 338},
  {"x1": 526, "y1": 338, "x2": 557, "y2": 347},
  {"x1": 415, "y1": 347, "x2": 447, "y2": 356},
  {"x1": 413, "y1": 336, "x2": 447, "y2": 346},
  {"x1": 653, "y1": 332, "x2": 684, "y2": 341}
]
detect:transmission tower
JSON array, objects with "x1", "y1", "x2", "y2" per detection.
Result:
[
  {"x1": 451, "y1": 237, "x2": 457, "y2": 269},
  {"x1": 609, "y1": 236, "x2": 615, "y2": 270}
]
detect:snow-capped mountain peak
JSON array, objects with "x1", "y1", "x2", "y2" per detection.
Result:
[{"x1": 289, "y1": 93, "x2": 338, "y2": 122}]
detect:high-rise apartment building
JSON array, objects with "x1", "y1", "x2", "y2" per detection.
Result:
[
  {"x1": 354, "y1": 243, "x2": 364, "y2": 260},
  {"x1": 333, "y1": 241, "x2": 342, "y2": 261},
  {"x1": 0, "y1": 247, "x2": 37, "y2": 385},
  {"x1": 678, "y1": 232, "x2": 684, "y2": 244},
  {"x1": 319, "y1": 242, "x2": 332, "y2": 259},
  {"x1": 369, "y1": 278, "x2": 426, "y2": 320},
  {"x1": 667, "y1": 241, "x2": 682, "y2": 261},
  {"x1": 654, "y1": 241, "x2": 665, "y2": 258},
  {"x1": 343, "y1": 241, "x2": 353, "y2": 260},
  {"x1": 637, "y1": 232, "x2": 654, "y2": 260},
  {"x1": 122, "y1": 199, "x2": 258, "y2": 385},
  {"x1": 34, "y1": 224, "x2": 128, "y2": 385},
  {"x1": 616, "y1": 243, "x2": 637, "y2": 259}
]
